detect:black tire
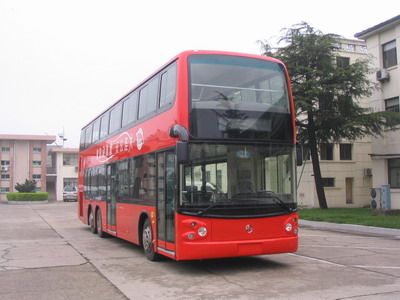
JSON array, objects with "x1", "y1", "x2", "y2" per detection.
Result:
[
  {"x1": 96, "y1": 209, "x2": 106, "y2": 238},
  {"x1": 142, "y1": 219, "x2": 159, "y2": 261},
  {"x1": 89, "y1": 209, "x2": 97, "y2": 234}
]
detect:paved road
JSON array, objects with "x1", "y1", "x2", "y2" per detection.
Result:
[{"x1": 0, "y1": 202, "x2": 399, "y2": 299}]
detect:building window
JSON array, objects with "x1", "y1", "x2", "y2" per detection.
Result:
[
  {"x1": 1, "y1": 160, "x2": 10, "y2": 166},
  {"x1": 340, "y1": 144, "x2": 352, "y2": 160},
  {"x1": 32, "y1": 174, "x2": 41, "y2": 180},
  {"x1": 385, "y1": 97, "x2": 399, "y2": 112},
  {"x1": 321, "y1": 177, "x2": 335, "y2": 187},
  {"x1": 388, "y1": 158, "x2": 400, "y2": 188},
  {"x1": 32, "y1": 160, "x2": 41, "y2": 167},
  {"x1": 360, "y1": 45, "x2": 368, "y2": 53},
  {"x1": 1, "y1": 174, "x2": 10, "y2": 180},
  {"x1": 336, "y1": 56, "x2": 350, "y2": 68},
  {"x1": 63, "y1": 153, "x2": 78, "y2": 166},
  {"x1": 1, "y1": 147, "x2": 10, "y2": 152},
  {"x1": 0, "y1": 187, "x2": 10, "y2": 193},
  {"x1": 382, "y1": 40, "x2": 397, "y2": 68},
  {"x1": 33, "y1": 147, "x2": 41, "y2": 153},
  {"x1": 320, "y1": 143, "x2": 334, "y2": 160}
]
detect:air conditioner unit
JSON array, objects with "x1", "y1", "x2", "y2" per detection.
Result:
[
  {"x1": 376, "y1": 69, "x2": 390, "y2": 82},
  {"x1": 1, "y1": 166, "x2": 9, "y2": 172},
  {"x1": 363, "y1": 168, "x2": 372, "y2": 176}
]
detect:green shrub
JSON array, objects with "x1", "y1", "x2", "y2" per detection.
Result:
[
  {"x1": 6, "y1": 192, "x2": 48, "y2": 201},
  {"x1": 15, "y1": 179, "x2": 37, "y2": 192}
]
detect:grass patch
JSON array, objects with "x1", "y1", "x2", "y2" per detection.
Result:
[{"x1": 299, "y1": 208, "x2": 400, "y2": 229}]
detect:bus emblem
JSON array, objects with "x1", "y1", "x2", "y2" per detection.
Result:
[
  {"x1": 136, "y1": 128, "x2": 144, "y2": 150},
  {"x1": 245, "y1": 224, "x2": 253, "y2": 233}
]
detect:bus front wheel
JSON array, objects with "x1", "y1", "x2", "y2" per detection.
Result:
[{"x1": 142, "y1": 219, "x2": 159, "y2": 261}]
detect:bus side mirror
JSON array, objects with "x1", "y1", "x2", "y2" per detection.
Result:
[
  {"x1": 296, "y1": 144, "x2": 303, "y2": 166},
  {"x1": 176, "y1": 141, "x2": 189, "y2": 164}
]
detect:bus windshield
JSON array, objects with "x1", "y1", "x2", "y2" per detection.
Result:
[
  {"x1": 189, "y1": 55, "x2": 293, "y2": 141},
  {"x1": 179, "y1": 143, "x2": 297, "y2": 217}
]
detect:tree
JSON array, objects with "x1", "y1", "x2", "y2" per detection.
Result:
[
  {"x1": 259, "y1": 23, "x2": 400, "y2": 209},
  {"x1": 15, "y1": 179, "x2": 37, "y2": 193}
]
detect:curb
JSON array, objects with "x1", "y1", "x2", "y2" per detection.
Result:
[
  {"x1": 300, "y1": 219, "x2": 400, "y2": 239},
  {"x1": 6, "y1": 200, "x2": 49, "y2": 205}
]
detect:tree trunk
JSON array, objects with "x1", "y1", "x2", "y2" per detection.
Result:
[{"x1": 307, "y1": 111, "x2": 328, "y2": 209}]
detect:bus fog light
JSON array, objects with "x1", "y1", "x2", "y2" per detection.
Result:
[
  {"x1": 198, "y1": 226, "x2": 207, "y2": 237},
  {"x1": 187, "y1": 233, "x2": 195, "y2": 240},
  {"x1": 285, "y1": 223, "x2": 293, "y2": 232}
]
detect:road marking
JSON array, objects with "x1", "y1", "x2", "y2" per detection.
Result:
[
  {"x1": 288, "y1": 253, "x2": 345, "y2": 267},
  {"x1": 351, "y1": 265, "x2": 400, "y2": 269},
  {"x1": 300, "y1": 245, "x2": 399, "y2": 250}
]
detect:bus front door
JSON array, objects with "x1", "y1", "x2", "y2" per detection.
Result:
[
  {"x1": 106, "y1": 164, "x2": 117, "y2": 232},
  {"x1": 156, "y1": 151, "x2": 176, "y2": 255}
]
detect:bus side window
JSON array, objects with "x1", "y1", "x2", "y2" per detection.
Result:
[{"x1": 160, "y1": 63, "x2": 177, "y2": 108}]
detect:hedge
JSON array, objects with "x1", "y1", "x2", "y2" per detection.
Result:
[{"x1": 6, "y1": 192, "x2": 48, "y2": 201}]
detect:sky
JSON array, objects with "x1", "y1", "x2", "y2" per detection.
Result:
[{"x1": 1, "y1": 0, "x2": 398, "y2": 147}]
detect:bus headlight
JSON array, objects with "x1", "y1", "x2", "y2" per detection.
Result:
[
  {"x1": 198, "y1": 226, "x2": 207, "y2": 237},
  {"x1": 285, "y1": 223, "x2": 293, "y2": 232}
]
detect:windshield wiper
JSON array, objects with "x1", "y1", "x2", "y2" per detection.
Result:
[
  {"x1": 196, "y1": 202, "x2": 222, "y2": 216},
  {"x1": 257, "y1": 191, "x2": 293, "y2": 213}
]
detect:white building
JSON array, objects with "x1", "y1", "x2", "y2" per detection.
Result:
[
  {"x1": 297, "y1": 38, "x2": 373, "y2": 208},
  {"x1": 46, "y1": 147, "x2": 78, "y2": 201},
  {"x1": 355, "y1": 15, "x2": 400, "y2": 209}
]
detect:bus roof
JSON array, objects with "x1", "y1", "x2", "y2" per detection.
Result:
[{"x1": 81, "y1": 50, "x2": 284, "y2": 129}]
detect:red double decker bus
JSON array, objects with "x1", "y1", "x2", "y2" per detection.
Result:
[{"x1": 78, "y1": 50, "x2": 298, "y2": 261}]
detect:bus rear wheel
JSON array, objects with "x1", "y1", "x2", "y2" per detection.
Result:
[
  {"x1": 89, "y1": 209, "x2": 97, "y2": 234},
  {"x1": 142, "y1": 219, "x2": 159, "y2": 261},
  {"x1": 96, "y1": 209, "x2": 106, "y2": 238}
]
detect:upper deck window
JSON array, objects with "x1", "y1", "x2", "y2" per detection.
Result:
[
  {"x1": 189, "y1": 55, "x2": 292, "y2": 141},
  {"x1": 122, "y1": 92, "x2": 139, "y2": 127},
  {"x1": 138, "y1": 77, "x2": 159, "y2": 119},
  {"x1": 92, "y1": 118, "x2": 101, "y2": 143},
  {"x1": 109, "y1": 103, "x2": 123, "y2": 134},
  {"x1": 160, "y1": 63, "x2": 177, "y2": 108},
  {"x1": 99, "y1": 112, "x2": 110, "y2": 139}
]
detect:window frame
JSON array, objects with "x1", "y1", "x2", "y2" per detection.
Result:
[
  {"x1": 320, "y1": 143, "x2": 334, "y2": 160},
  {"x1": 382, "y1": 40, "x2": 397, "y2": 69},
  {"x1": 339, "y1": 143, "x2": 352, "y2": 161},
  {"x1": 321, "y1": 177, "x2": 335, "y2": 187},
  {"x1": 336, "y1": 56, "x2": 350, "y2": 68},
  {"x1": 388, "y1": 158, "x2": 400, "y2": 188},
  {"x1": 385, "y1": 97, "x2": 399, "y2": 112}
]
